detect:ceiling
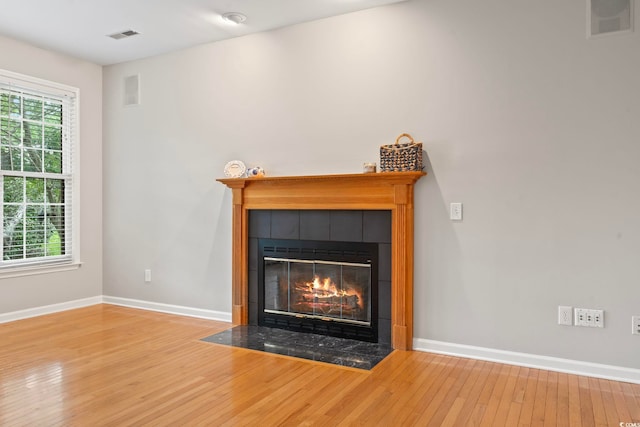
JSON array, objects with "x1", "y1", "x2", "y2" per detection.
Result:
[{"x1": 0, "y1": 0, "x2": 407, "y2": 66}]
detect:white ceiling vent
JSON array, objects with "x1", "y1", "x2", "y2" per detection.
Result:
[
  {"x1": 589, "y1": 0, "x2": 633, "y2": 37},
  {"x1": 107, "y1": 30, "x2": 140, "y2": 40}
]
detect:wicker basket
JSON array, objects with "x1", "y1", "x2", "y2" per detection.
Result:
[{"x1": 379, "y1": 133, "x2": 423, "y2": 172}]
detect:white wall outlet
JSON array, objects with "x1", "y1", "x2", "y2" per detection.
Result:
[
  {"x1": 450, "y1": 203, "x2": 463, "y2": 221},
  {"x1": 632, "y1": 316, "x2": 640, "y2": 335},
  {"x1": 592, "y1": 309, "x2": 604, "y2": 328},
  {"x1": 144, "y1": 269, "x2": 151, "y2": 282},
  {"x1": 558, "y1": 306, "x2": 573, "y2": 325},
  {"x1": 575, "y1": 308, "x2": 588, "y2": 326},
  {"x1": 574, "y1": 308, "x2": 604, "y2": 328}
]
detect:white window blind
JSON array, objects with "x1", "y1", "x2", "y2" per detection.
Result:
[{"x1": 0, "y1": 70, "x2": 78, "y2": 271}]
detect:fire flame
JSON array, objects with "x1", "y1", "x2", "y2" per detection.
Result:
[{"x1": 297, "y1": 275, "x2": 363, "y2": 310}]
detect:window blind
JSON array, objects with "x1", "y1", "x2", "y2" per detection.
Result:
[{"x1": 0, "y1": 69, "x2": 78, "y2": 270}]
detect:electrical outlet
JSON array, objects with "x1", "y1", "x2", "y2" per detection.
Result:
[
  {"x1": 632, "y1": 316, "x2": 640, "y2": 335},
  {"x1": 574, "y1": 308, "x2": 587, "y2": 326},
  {"x1": 592, "y1": 310, "x2": 604, "y2": 328},
  {"x1": 574, "y1": 308, "x2": 604, "y2": 328},
  {"x1": 558, "y1": 306, "x2": 572, "y2": 325},
  {"x1": 144, "y1": 269, "x2": 151, "y2": 283}
]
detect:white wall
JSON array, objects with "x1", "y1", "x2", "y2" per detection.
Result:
[
  {"x1": 103, "y1": 0, "x2": 640, "y2": 369},
  {"x1": 0, "y1": 35, "x2": 103, "y2": 312}
]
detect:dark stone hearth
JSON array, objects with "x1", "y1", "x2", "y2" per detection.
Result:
[{"x1": 201, "y1": 326, "x2": 393, "y2": 370}]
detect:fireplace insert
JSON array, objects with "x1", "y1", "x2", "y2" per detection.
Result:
[{"x1": 258, "y1": 238, "x2": 379, "y2": 342}]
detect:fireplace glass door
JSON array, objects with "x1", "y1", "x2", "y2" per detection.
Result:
[{"x1": 264, "y1": 257, "x2": 371, "y2": 326}]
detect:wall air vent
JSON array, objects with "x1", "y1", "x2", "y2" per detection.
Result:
[
  {"x1": 107, "y1": 30, "x2": 140, "y2": 40},
  {"x1": 124, "y1": 74, "x2": 140, "y2": 106},
  {"x1": 589, "y1": 0, "x2": 633, "y2": 37}
]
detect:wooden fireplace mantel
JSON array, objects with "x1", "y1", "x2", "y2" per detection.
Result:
[{"x1": 217, "y1": 171, "x2": 425, "y2": 350}]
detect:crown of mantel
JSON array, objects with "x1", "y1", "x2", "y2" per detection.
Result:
[
  {"x1": 217, "y1": 171, "x2": 426, "y2": 187},
  {"x1": 217, "y1": 171, "x2": 426, "y2": 210}
]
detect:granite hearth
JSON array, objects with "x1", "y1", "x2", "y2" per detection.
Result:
[{"x1": 201, "y1": 325, "x2": 392, "y2": 370}]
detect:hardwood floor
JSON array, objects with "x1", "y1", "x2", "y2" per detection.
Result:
[{"x1": 1, "y1": 305, "x2": 638, "y2": 426}]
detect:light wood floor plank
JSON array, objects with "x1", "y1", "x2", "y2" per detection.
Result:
[
  {"x1": 449, "y1": 361, "x2": 493, "y2": 426},
  {"x1": 599, "y1": 378, "x2": 623, "y2": 427},
  {"x1": 556, "y1": 372, "x2": 570, "y2": 427},
  {"x1": 478, "y1": 363, "x2": 512, "y2": 426},
  {"x1": 519, "y1": 368, "x2": 540, "y2": 427},
  {"x1": 465, "y1": 361, "x2": 502, "y2": 426},
  {"x1": 503, "y1": 366, "x2": 527, "y2": 426},
  {"x1": 1, "y1": 304, "x2": 639, "y2": 426},
  {"x1": 588, "y1": 376, "x2": 608, "y2": 427},
  {"x1": 568, "y1": 371, "x2": 584, "y2": 427}
]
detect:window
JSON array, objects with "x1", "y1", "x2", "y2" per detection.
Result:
[{"x1": 0, "y1": 70, "x2": 78, "y2": 272}]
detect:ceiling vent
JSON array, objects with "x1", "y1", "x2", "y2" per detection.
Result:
[{"x1": 107, "y1": 30, "x2": 140, "y2": 40}]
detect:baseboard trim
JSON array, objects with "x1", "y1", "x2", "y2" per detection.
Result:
[
  {"x1": 0, "y1": 296, "x2": 103, "y2": 324},
  {"x1": 413, "y1": 338, "x2": 640, "y2": 385},
  {"x1": 102, "y1": 296, "x2": 232, "y2": 323},
  {"x1": 3, "y1": 298, "x2": 637, "y2": 383}
]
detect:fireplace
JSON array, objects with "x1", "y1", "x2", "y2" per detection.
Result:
[
  {"x1": 258, "y1": 238, "x2": 379, "y2": 341},
  {"x1": 217, "y1": 172, "x2": 425, "y2": 350}
]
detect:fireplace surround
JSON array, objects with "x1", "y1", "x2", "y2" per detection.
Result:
[{"x1": 217, "y1": 171, "x2": 425, "y2": 350}]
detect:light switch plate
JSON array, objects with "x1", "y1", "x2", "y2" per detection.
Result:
[{"x1": 450, "y1": 203, "x2": 462, "y2": 221}]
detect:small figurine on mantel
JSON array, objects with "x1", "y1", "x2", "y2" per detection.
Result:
[
  {"x1": 363, "y1": 162, "x2": 377, "y2": 173},
  {"x1": 247, "y1": 166, "x2": 265, "y2": 178},
  {"x1": 223, "y1": 160, "x2": 266, "y2": 178}
]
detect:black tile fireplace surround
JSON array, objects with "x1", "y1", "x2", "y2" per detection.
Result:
[{"x1": 248, "y1": 210, "x2": 392, "y2": 346}]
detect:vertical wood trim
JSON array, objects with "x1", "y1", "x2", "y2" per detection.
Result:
[
  {"x1": 231, "y1": 187, "x2": 247, "y2": 325},
  {"x1": 391, "y1": 183, "x2": 414, "y2": 350},
  {"x1": 404, "y1": 187, "x2": 416, "y2": 350}
]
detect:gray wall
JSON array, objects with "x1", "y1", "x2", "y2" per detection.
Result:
[
  {"x1": 103, "y1": 0, "x2": 640, "y2": 369},
  {"x1": 0, "y1": 35, "x2": 103, "y2": 311}
]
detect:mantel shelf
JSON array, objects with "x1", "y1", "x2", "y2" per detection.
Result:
[
  {"x1": 217, "y1": 171, "x2": 426, "y2": 211},
  {"x1": 217, "y1": 171, "x2": 426, "y2": 186},
  {"x1": 217, "y1": 170, "x2": 426, "y2": 350}
]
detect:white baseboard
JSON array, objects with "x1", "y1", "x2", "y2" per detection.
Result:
[
  {"x1": 3, "y1": 298, "x2": 637, "y2": 384},
  {"x1": 0, "y1": 296, "x2": 103, "y2": 324},
  {"x1": 102, "y1": 296, "x2": 232, "y2": 323},
  {"x1": 0, "y1": 296, "x2": 231, "y2": 325},
  {"x1": 414, "y1": 338, "x2": 640, "y2": 385}
]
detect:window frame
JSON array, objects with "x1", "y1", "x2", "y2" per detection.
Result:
[{"x1": 0, "y1": 69, "x2": 80, "y2": 277}]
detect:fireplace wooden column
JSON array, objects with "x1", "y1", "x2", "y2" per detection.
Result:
[{"x1": 217, "y1": 172, "x2": 425, "y2": 350}]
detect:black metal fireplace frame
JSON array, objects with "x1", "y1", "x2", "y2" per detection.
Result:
[{"x1": 258, "y1": 238, "x2": 379, "y2": 342}]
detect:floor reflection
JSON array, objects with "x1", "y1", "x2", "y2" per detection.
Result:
[{"x1": 1, "y1": 361, "x2": 65, "y2": 423}]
